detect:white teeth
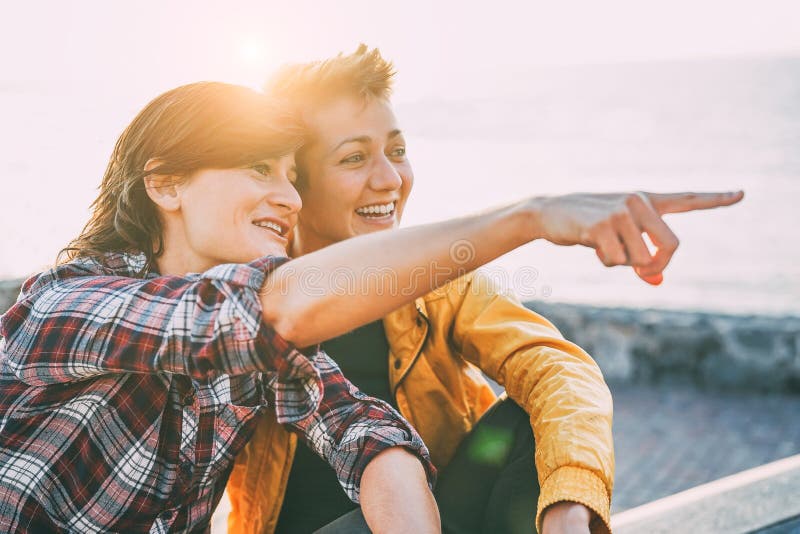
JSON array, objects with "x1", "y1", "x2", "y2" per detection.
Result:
[
  {"x1": 356, "y1": 201, "x2": 395, "y2": 216},
  {"x1": 253, "y1": 221, "x2": 283, "y2": 234}
]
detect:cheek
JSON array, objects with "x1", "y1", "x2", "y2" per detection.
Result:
[
  {"x1": 305, "y1": 192, "x2": 349, "y2": 232},
  {"x1": 399, "y1": 169, "x2": 414, "y2": 203},
  {"x1": 307, "y1": 172, "x2": 362, "y2": 212},
  {"x1": 402, "y1": 173, "x2": 414, "y2": 195},
  {"x1": 183, "y1": 206, "x2": 222, "y2": 250},
  {"x1": 184, "y1": 190, "x2": 241, "y2": 244},
  {"x1": 301, "y1": 186, "x2": 329, "y2": 211}
]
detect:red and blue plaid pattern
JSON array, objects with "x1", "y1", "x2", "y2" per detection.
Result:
[{"x1": 0, "y1": 253, "x2": 434, "y2": 532}]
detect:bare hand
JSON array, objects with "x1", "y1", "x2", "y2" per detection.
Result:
[
  {"x1": 541, "y1": 502, "x2": 592, "y2": 534},
  {"x1": 533, "y1": 190, "x2": 744, "y2": 284}
]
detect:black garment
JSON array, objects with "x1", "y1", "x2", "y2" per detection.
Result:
[
  {"x1": 319, "y1": 319, "x2": 396, "y2": 409},
  {"x1": 434, "y1": 398, "x2": 539, "y2": 534},
  {"x1": 278, "y1": 319, "x2": 539, "y2": 534},
  {"x1": 276, "y1": 320, "x2": 394, "y2": 534},
  {"x1": 315, "y1": 398, "x2": 539, "y2": 534},
  {"x1": 314, "y1": 508, "x2": 370, "y2": 534}
]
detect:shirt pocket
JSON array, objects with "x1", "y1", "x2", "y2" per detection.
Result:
[
  {"x1": 0, "y1": 373, "x2": 129, "y2": 421},
  {"x1": 191, "y1": 375, "x2": 264, "y2": 485}
]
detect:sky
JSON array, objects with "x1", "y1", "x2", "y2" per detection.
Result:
[
  {"x1": 4, "y1": 1, "x2": 800, "y2": 97},
  {"x1": 2, "y1": 0, "x2": 800, "y2": 280}
]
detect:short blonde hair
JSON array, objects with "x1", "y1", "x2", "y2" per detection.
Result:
[
  {"x1": 267, "y1": 43, "x2": 395, "y2": 108},
  {"x1": 265, "y1": 45, "x2": 396, "y2": 190}
]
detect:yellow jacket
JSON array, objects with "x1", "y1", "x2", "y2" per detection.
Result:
[{"x1": 226, "y1": 272, "x2": 614, "y2": 534}]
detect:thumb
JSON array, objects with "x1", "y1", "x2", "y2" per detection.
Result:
[{"x1": 635, "y1": 267, "x2": 663, "y2": 286}]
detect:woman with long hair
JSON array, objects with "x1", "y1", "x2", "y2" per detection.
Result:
[{"x1": 1, "y1": 82, "x2": 443, "y2": 533}]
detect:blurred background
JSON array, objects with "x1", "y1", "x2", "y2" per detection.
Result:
[{"x1": 1, "y1": 0, "x2": 799, "y2": 316}]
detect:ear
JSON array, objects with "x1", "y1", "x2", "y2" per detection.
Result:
[{"x1": 143, "y1": 159, "x2": 182, "y2": 213}]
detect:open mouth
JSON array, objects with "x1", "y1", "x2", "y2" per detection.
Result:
[
  {"x1": 355, "y1": 201, "x2": 396, "y2": 219},
  {"x1": 252, "y1": 218, "x2": 287, "y2": 237}
]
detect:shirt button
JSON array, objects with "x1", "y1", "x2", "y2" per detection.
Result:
[{"x1": 394, "y1": 359, "x2": 402, "y2": 370}]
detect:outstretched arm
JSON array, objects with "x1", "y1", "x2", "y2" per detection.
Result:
[{"x1": 264, "y1": 190, "x2": 744, "y2": 347}]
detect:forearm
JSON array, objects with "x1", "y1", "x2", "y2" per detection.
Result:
[
  {"x1": 451, "y1": 278, "x2": 613, "y2": 532},
  {"x1": 497, "y1": 343, "x2": 613, "y2": 533},
  {"x1": 263, "y1": 200, "x2": 538, "y2": 346},
  {"x1": 360, "y1": 447, "x2": 441, "y2": 534},
  {"x1": 262, "y1": 188, "x2": 743, "y2": 347}
]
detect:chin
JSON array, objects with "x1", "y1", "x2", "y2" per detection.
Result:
[
  {"x1": 352, "y1": 219, "x2": 396, "y2": 236},
  {"x1": 261, "y1": 245, "x2": 289, "y2": 258},
  {"x1": 252, "y1": 238, "x2": 289, "y2": 258}
]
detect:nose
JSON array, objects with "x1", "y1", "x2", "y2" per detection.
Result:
[
  {"x1": 369, "y1": 155, "x2": 403, "y2": 192},
  {"x1": 269, "y1": 176, "x2": 302, "y2": 215}
]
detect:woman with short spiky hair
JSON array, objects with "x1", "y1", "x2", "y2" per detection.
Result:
[{"x1": 229, "y1": 45, "x2": 743, "y2": 534}]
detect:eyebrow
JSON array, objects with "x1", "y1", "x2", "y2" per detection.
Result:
[{"x1": 331, "y1": 130, "x2": 404, "y2": 153}]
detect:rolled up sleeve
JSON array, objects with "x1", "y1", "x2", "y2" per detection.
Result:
[{"x1": 280, "y1": 350, "x2": 437, "y2": 502}]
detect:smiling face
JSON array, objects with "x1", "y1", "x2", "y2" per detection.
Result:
[
  {"x1": 292, "y1": 96, "x2": 414, "y2": 255},
  {"x1": 154, "y1": 154, "x2": 301, "y2": 274}
]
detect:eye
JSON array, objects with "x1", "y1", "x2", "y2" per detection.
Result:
[
  {"x1": 390, "y1": 146, "x2": 406, "y2": 158},
  {"x1": 250, "y1": 163, "x2": 272, "y2": 176},
  {"x1": 340, "y1": 153, "x2": 365, "y2": 164}
]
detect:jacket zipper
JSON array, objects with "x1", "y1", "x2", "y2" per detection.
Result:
[{"x1": 392, "y1": 305, "x2": 431, "y2": 402}]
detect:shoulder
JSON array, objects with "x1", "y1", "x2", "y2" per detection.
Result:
[
  {"x1": 422, "y1": 271, "x2": 476, "y2": 303},
  {"x1": 422, "y1": 269, "x2": 520, "y2": 306},
  {"x1": 18, "y1": 252, "x2": 147, "y2": 301}
]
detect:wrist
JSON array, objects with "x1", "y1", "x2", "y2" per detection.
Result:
[
  {"x1": 542, "y1": 501, "x2": 592, "y2": 533},
  {"x1": 513, "y1": 196, "x2": 547, "y2": 243}
]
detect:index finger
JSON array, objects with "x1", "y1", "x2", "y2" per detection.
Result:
[{"x1": 647, "y1": 190, "x2": 744, "y2": 215}]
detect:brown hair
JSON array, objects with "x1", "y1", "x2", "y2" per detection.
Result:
[
  {"x1": 60, "y1": 81, "x2": 303, "y2": 271},
  {"x1": 267, "y1": 43, "x2": 395, "y2": 107}
]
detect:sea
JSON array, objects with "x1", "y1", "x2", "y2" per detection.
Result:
[
  {"x1": 395, "y1": 56, "x2": 800, "y2": 316},
  {"x1": 2, "y1": 55, "x2": 798, "y2": 316}
]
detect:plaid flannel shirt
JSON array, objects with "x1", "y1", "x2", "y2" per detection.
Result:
[{"x1": 0, "y1": 253, "x2": 435, "y2": 533}]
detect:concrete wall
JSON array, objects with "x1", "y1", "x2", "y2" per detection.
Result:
[
  {"x1": 0, "y1": 279, "x2": 23, "y2": 315},
  {"x1": 529, "y1": 302, "x2": 800, "y2": 393},
  {"x1": 2, "y1": 278, "x2": 798, "y2": 392}
]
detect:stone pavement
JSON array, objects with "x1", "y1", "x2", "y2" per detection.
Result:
[{"x1": 610, "y1": 383, "x2": 800, "y2": 513}]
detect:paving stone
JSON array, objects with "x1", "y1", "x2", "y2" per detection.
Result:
[{"x1": 611, "y1": 383, "x2": 800, "y2": 513}]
